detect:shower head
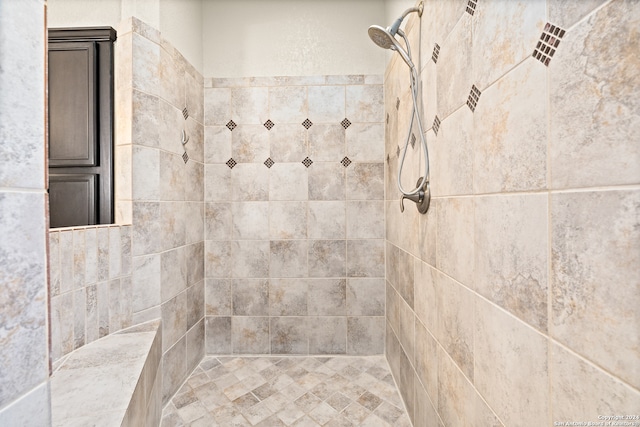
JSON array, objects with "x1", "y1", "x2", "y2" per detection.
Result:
[{"x1": 368, "y1": 25, "x2": 396, "y2": 50}]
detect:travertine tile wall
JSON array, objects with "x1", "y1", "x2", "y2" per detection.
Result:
[
  {"x1": 115, "y1": 18, "x2": 205, "y2": 404},
  {"x1": 48, "y1": 225, "x2": 133, "y2": 363},
  {"x1": 0, "y1": 0, "x2": 51, "y2": 425},
  {"x1": 385, "y1": 1, "x2": 639, "y2": 426},
  {"x1": 203, "y1": 75, "x2": 387, "y2": 356}
]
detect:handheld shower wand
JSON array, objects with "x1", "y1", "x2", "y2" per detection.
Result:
[{"x1": 368, "y1": 2, "x2": 430, "y2": 214}]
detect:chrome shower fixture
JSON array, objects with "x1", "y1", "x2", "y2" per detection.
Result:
[{"x1": 368, "y1": 2, "x2": 430, "y2": 215}]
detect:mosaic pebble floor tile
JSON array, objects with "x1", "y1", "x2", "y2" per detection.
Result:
[{"x1": 161, "y1": 356, "x2": 411, "y2": 427}]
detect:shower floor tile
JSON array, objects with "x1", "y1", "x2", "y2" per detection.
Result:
[{"x1": 161, "y1": 356, "x2": 412, "y2": 427}]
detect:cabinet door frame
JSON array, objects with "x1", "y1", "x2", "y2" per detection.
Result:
[{"x1": 48, "y1": 27, "x2": 116, "y2": 227}]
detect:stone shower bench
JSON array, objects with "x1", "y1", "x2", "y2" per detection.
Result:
[{"x1": 50, "y1": 320, "x2": 162, "y2": 427}]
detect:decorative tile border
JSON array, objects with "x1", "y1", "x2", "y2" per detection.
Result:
[
  {"x1": 533, "y1": 22, "x2": 566, "y2": 66},
  {"x1": 466, "y1": 0, "x2": 478, "y2": 16}
]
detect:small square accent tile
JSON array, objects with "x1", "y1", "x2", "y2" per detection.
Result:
[
  {"x1": 182, "y1": 107, "x2": 189, "y2": 120},
  {"x1": 533, "y1": 22, "x2": 566, "y2": 66},
  {"x1": 226, "y1": 158, "x2": 237, "y2": 169},
  {"x1": 302, "y1": 157, "x2": 314, "y2": 168},
  {"x1": 341, "y1": 157, "x2": 352, "y2": 167},
  {"x1": 386, "y1": 113, "x2": 389, "y2": 124},
  {"x1": 264, "y1": 119, "x2": 275, "y2": 130},
  {"x1": 182, "y1": 151, "x2": 189, "y2": 164},
  {"x1": 433, "y1": 115, "x2": 441, "y2": 135},
  {"x1": 410, "y1": 133, "x2": 416, "y2": 149},
  {"x1": 396, "y1": 146, "x2": 401, "y2": 157},
  {"x1": 466, "y1": 84, "x2": 482, "y2": 112},
  {"x1": 395, "y1": 97, "x2": 400, "y2": 110},
  {"x1": 466, "y1": 0, "x2": 478, "y2": 16},
  {"x1": 226, "y1": 120, "x2": 237, "y2": 131},
  {"x1": 341, "y1": 118, "x2": 352, "y2": 129},
  {"x1": 264, "y1": 157, "x2": 275, "y2": 168},
  {"x1": 302, "y1": 118, "x2": 313, "y2": 129},
  {"x1": 432, "y1": 43, "x2": 441, "y2": 64}
]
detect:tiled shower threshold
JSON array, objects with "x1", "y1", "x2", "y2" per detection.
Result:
[{"x1": 161, "y1": 355, "x2": 412, "y2": 426}]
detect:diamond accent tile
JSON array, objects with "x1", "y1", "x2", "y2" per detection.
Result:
[
  {"x1": 264, "y1": 119, "x2": 275, "y2": 130},
  {"x1": 396, "y1": 146, "x2": 401, "y2": 157},
  {"x1": 533, "y1": 22, "x2": 566, "y2": 66},
  {"x1": 182, "y1": 151, "x2": 189, "y2": 164},
  {"x1": 302, "y1": 118, "x2": 313, "y2": 129},
  {"x1": 226, "y1": 158, "x2": 237, "y2": 169},
  {"x1": 226, "y1": 120, "x2": 237, "y2": 131},
  {"x1": 410, "y1": 133, "x2": 416, "y2": 149},
  {"x1": 432, "y1": 43, "x2": 441, "y2": 64},
  {"x1": 341, "y1": 157, "x2": 352, "y2": 167},
  {"x1": 467, "y1": 85, "x2": 482, "y2": 112},
  {"x1": 264, "y1": 157, "x2": 274, "y2": 168},
  {"x1": 466, "y1": 0, "x2": 478, "y2": 16},
  {"x1": 341, "y1": 118, "x2": 352, "y2": 129},
  {"x1": 302, "y1": 157, "x2": 313, "y2": 168},
  {"x1": 395, "y1": 97, "x2": 400, "y2": 110},
  {"x1": 182, "y1": 107, "x2": 189, "y2": 120},
  {"x1": 433, "y1": 115, "x2": 441, "y2": 135},
  {"x1": 386, "y1": 113, "x2": 389, "y2": 124}
]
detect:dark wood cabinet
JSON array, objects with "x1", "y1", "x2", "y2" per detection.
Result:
[{"x1": 48, "y1": 27, "x2": 116, "y2": 228}]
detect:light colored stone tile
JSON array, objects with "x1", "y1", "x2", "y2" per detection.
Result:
[
  {"x1": 205, "y1": 126, "x2": 232, "y2": 164},
  {"x1": 231, "y1": 240, "x2": 269, "y2": 278},
  {"x1": 548, "y1": 0, "x2": 608, "y2": 32},
  {"x1": 132, "y1": 145, "x2": 160, "y2": 202},
  {"x1": 187, "y1": 319, "x2": 205, "y2": 373},
  {"x1": 132, "y1": 33, "x2": 160, "y2": 98},
  {"x1": 160, "y1": 202, "x2": 186, "y2": 251},
  {"x1": 308, "y1": 201, "x2": 346, "y2": 239},
  {"x1": 551, "y1": 189, "x2": 640, "y2": 389},
  {"x1": 474, "y1": 298, "x2": 549, "y2": 426},
  {"x1": 158, "y1": 100, "x2": 185, "y2": 156},
  {"x1": 308, "y1": 241, "x2": 346, "y2": 278},
  {"x1": 473, "y1": 59, "x2": 547, "y2": 193},
  {"x1": 232, "y1": 317, "x2": 270, "y2": 354},
  {"x1": 231, "y1": 162, "x2": 269, "y2": 201},
  {"x1": 51, "y1": 293, "x2": 73, "y2": 362},
  {"x1": 475, "y1": 194, "x2": 548, "y2": 331},
  {"x1": 346, "y1": 163, "x2": 384, "y2": 200},
  {"x1": 308, "y1": 279, "x2": 346, "y2": 316},
  {"x1": 205, "y1": 164, "x2": 232, "y2": 202},
  {"x1": 205, "y1": 202, "x2": 231, "y2": 240},
  {"x1": 0, "y1": 382, "x2": 50, "y2": 427},
  {"x1": 386, "y1": 243, "x2": 414, "y2": 309},
  {"x1": 204, "y1": 88, "x2": 231, "y2": 126},
  {"x1": 270, "y1": 279, "x2": 308, "y2": 316},
  {"x1": 132, "y1": 254, "x2": 161, "y2": 312},
  {"x1": 270, "y1": 240, "x2": 308, "y2": 278},
  {"x1": 414, "y1": 319, "x2": 438, "y2": 411},
  {"x1": 73, "y1": 288, "x2": 86, "y2": 350},
  {"x1": 206, "y1": 316, "x2": 232, "y2": 354},
  {"x1": 84, "y1": 228, "x2": 97, "y2": 285},
  {"x1": 308, "y1": 163, "x2": 345, "y2": 201},
  {"x1": 431, "y1": 105, "x2": 473, "y2": 197},
  {"x1": 346, "y1": 85, "x2": 384, "y2": 123},
  {"x1": 231, "y1": 87, "x2": 269, "y2": 125},
  {"x1": 473, "y1": 0, "x2": 546, "y2": 89},
  {"x1": 436, "y1": 344, "x2": 476, "y2": 427},
  {"x1": 232, "y1": 279, "x2": 269, "y2": 316},
  {"x1": 346, "y1": 279, "x2": 384, "y2": 316},
  {"x1": 205, "y1": 240, "x2": 232, "y2": 278},
  {"x1": 72, "y1": 230, "x2": 86, "y2": 290},
  {"x1": 205, "y1": 279, "x2": 232, "y2": 316},
  {"x1": 231, "y1": 202, "x2": 269, "y2": 240},
  {"x1": 550, "y1": 1, "x2": 640, "y2": 188},
  {"x1": 436, "y1": 14, "x2": 473, "y2": 118},
  {"x1": 271, "y1": 317, "x2": 309, "y2": 355},
  {"x1": 161, "y1": 292, "x2": 188, "y2": 353},
  {"x1": 163, "y1": 337, "x2": 188, "y2": 403},
  {"x1": 232, "y1": 125, "x2": 269, "y2": 163},
  {"x1": 268, "y1": 123, "x2": 307, "y2": 164},
  {"x1": 345, "y1": 123, "x2": 384, "y2": 163},
  {"x1": 308, "y1": 86, "x2": 345, "y2": 123},
  {"x1": 308, "y1": 317, "x2": 347, "y2": 355},
  {"x1": 436, "y1": 197, "x2": 474, "y2": 288},
  {"x1": 270, "y1": 162, "x2": 308, "y2": 201},
  {"x1": 187, "y1": 282, "x2": 205, "y2": 330},
  {"x1": 414, "y1": 259, "x2": 437, "y2": 334},
  {"x1": 347, "y1": 240, "x2": 384, "y2": 278},
  {"x1": 269, "y1": 86, "x2": 308, "y2": 124},
  {"x1": 551, "y1": 342, "x2": 640, "y2": 421},
  {"x1": 308, "y1": 124, "x2": 345, "y2": 162},
  {"x1": 270, "y1": 201, "x2": 307, "y2": 240},
  {"x1": 346, "y1": 201, "x2": 384, "y2": 239},
  {"x1": 347, "y1": 317, "x2": 384, "y2": 355},
  {"x1": 161, "y1": 247, "x2": 187, "y2": 302}
]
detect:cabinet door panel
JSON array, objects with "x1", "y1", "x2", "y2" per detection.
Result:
[
  {"x1": 49, "y1": 41, "x2": 96, "y2": 167},
  {"x1": 49, "y1": 174, "x2": 97, "y2": 228}
]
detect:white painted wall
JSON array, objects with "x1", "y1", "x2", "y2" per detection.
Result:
[
  {"x1": 48, "y1": 0, "x2": 203, "y2": 73},
  {"x1": 202, "y1": 0, "x2": 386, "y2": 77}
]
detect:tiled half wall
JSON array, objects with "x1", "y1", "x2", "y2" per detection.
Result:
[
  {"x1": 384, "y1": 1, "x2": 640, "y2": 426},
  {"x1": 203, "y1": 75, "x2": 386, "y2": 356}
]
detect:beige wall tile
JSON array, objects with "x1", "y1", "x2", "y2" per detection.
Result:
[
  {"x1": 231, "y1": 87, "x2": 269, "y2": 125},
  {"x1": 308, "y1": 124, "x2": 345, "y2": 162},
  {"x1": 474, "y1": 298, "x2": 549, "y2": 426},
  {"x1": 308, "y1": 241, "x2": 346, "y2": 278},
  {"x1": 269, "y1": 279, "x2": 308, "y2": 316},
  {"x1": 347, "y1": 317, "x2": 384, "y2": 355},
  {"x1": 346, "y1": 123, "x2": 385, "y2": 163},
  {"x1": 162, "y1": 336, "x2": 187, "y2": 404},
  {"x1": 269, "y1": 124, "x2": 307, "y2": 163},
  {"x1": 204, "y1": 88, "x2": 231, "y2": 126},
  {"x1": 270, "y1": 240, "x2": 308, "y2": 278},
  {"x1": 436, "y1": 197, "x2": 474, "y2": 288},
  {"x1": 346, "y1": 279, "x2": 384, "y2": 316},
  {"x1": 347, "y1": 240, "x2": 384, "y2": 278},
  {"x1": 475, "y1": 194, "x2": 548, "y2": 331},
  {"x1": 205, "y1": 316, "x2": 231, "y2": 354},
  {"x1": 309, "y1": 163, "x2": 345, "y2": 201},
  {"x1": 346, "y1": 85, "x2": 384, "y2": 123},
  {"x1": 346, "y1": 201, "x2": 384, "y2": 239},
  {"x1": 161, "y1": 292, "x2": 188, "y2": 353},
  {"x1": 309, "y1": 317, "x2": 347, "y2": 355},
  {"x1": 232, "y1": 125, "x2": 269, "y2": 163},
  {"x1": 204, "y1": 126, "x2": 231, "y2": 163},
  {"x1": 231, "y1": 163, "x2": 269, "y2": 202},
  {"x1": 308, "y1": 201, "x2": 346, "y2": 239},
  {"x1": 232, "y1": 317, "x2": 270, "y2": 354},
  {"x1": 270, "y1": 163, "x2": 308, "y2": 200},
  {"x1": 346, "y1": 163, "x2": 384, "y2": 200},
  {"x1": 232, "y1": 279, "x2": 269, "y2": 316},
  {"x1": 269, "y1": 201, "x2": 307, "y2": 240},
  {"x1": 551, "y1": 189, "x2": 640, "y2": 389},
  {"x1": 308, "y1": 278, "x2": 346, "y2": 316},
  {"x1": 205, "y1": 279, "x2": 231, "y2": 316},
  {"x1": 271, "y1": 317, "x2": 309, "y2": 354},
  {"x1": 308, "y1": 86, "x2": 345, "y2": 123},
  {"x1": 231, "y1": 202, "x2": 269, "y2": 240},
  {"x1": 269, "y1": 86, "x2": 308, "y2": 124},
  {"x1": 550, "y1": 0, "x2": 640, "y2": 188},
  {"x1": 232, "y1": 240, "x2": 269, "y2": 278}
]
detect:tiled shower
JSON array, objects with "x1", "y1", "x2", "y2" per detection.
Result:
[{"x1": 0, "y1": 0, "x2": 638, "y2": 426}]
